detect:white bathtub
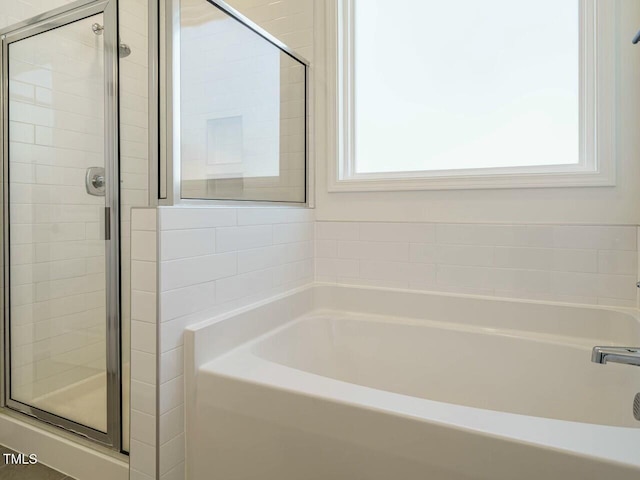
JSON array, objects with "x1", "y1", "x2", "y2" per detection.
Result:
[{"x1": 185, "y1": 285, "x2": 640, "y2": 480}]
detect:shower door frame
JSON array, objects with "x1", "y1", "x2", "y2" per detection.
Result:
[{"x1": 0, "y1": 0, "x2": 122, "y2": 450}]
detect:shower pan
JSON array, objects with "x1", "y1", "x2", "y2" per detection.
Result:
[{"x1": 0, "y1": 0, "x2": 123, "y2": 450}]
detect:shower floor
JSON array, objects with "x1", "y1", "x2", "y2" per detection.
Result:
[{"x1": 28, "y1": 367, "x2": 130, "y2": 449}]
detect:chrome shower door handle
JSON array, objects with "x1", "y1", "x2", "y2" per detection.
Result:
[{"x1": 86, "y1": 166, "x2": 106, "y2": 196}]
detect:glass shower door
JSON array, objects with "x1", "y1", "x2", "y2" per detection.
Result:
[{"x1": 2, "y1": 1, "x2": 121, "y2": 449}]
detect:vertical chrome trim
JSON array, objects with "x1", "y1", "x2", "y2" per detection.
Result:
[
  {"x1": 306, "y1": 1, "x2": 316, "y2": 209},
  {"x1": 148, "y1": 0, "x2": 159, "y2": 205},
  {"x1": 103, "y1": 0, "x2": 122, "y2": 452},
  {"x1": 149, "y1": 3, "x2": 163, "y2": 472},
  {"x1": 159, "y1": 0, "x2": 179, "y2": 205},
  {"x1": 158, "y1": 0, "x2": 168, "y2": 201},
  {"x1": 1, "y1": 0, "x2": 121, "y2": 450},
  {"x1": 170, "y1": 0, "x2": 181, "y2": 205},
  {"x1": 305, "y1": 61, "x2": 313, "y2": 207},
  {"x1": 1, "y1": 25, "x2": 8, "y2": 410},
  {"x1": 340, "y1": 0, "x2": 355, "y2": 180}
]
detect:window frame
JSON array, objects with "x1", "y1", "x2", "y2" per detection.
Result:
[{"x1": 328, "y1": 0, "x2": 616, "y2": 192}]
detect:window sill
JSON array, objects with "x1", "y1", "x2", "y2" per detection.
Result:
[{"x1": 329, "y1": 169, "x2": 616, "y2": 192}]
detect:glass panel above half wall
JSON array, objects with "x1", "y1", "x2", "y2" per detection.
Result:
[{"x1": 179, "y1": 0, "x2": 307, "y2": 203}]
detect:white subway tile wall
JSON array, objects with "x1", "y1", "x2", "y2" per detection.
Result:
[
  {"x1": 145, "y1": 217, "x2": 637, "y2": 480},
  {"x1": 149, "y1": 206, "x2": 314, "y2": 480},
  {"x1": 316, "y1": 222, "x2": 639, "y2": 307},
  {"x1": 119, "y1": 0, "x2": 150, "y2": 453},
  {"x1": 155, "y1": 1, "x2": 313, "y2": 473},
  {"x1": 159, "y1": 208, "x2": 314, "y2": 478},
  {"x1": 130, "y1": 208, "x2": 157, "y2": 480}
]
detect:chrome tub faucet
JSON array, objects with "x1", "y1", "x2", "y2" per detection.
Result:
[{"x1": 592, "y1": 346, "x2": 640, "y2": 367}]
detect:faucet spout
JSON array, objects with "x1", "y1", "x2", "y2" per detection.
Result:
[{"x1": 591, "y1": 346, "x2": 640, "y2": 367}]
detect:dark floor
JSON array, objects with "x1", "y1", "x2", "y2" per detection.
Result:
[{"x1": 0, "y1": 445, "x2": 75, "y2": 480}]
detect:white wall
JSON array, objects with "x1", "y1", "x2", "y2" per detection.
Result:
[
  {"x1": 156, "y1": 206, "x2": 313, "y2": 480},
  {"x1": 314, "y1": 0, "x2": 640, "y2": 225},
  {"x1": 225, "y1": 0, "x2": 314, "y2": 60},
  {"x1": 129, "y1": 205, "x2": 314, "y2": 480},
  {"x1": 119, "y1": 0, "x2": 150, "y2": 453},
  {"x1": 0, "y1": 0, "x2": 77, "y2": 26},
  {"x1": 129, "y1": 208, "x2": 157, "y2": 480},
  {"x1": 316, "y1": 221, "x2": 638, "y2": 308}
]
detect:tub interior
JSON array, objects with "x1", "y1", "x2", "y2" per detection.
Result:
[{"x1": 251, "y1": 310, "x2": 640, "y2": 428}]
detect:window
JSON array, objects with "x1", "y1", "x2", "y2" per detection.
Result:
[{"x1": 330, "y1": 0, "x2": 616, "y2": 191}]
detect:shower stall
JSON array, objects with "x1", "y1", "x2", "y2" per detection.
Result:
[{"x1": 0, "y1": 0, "x2": 129, "y2": 453}]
